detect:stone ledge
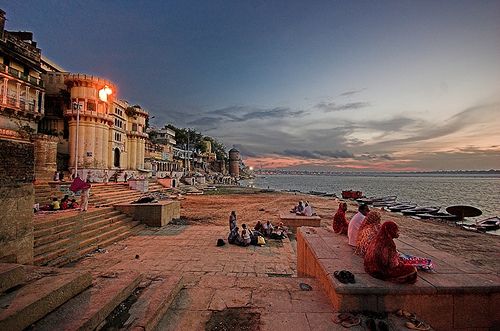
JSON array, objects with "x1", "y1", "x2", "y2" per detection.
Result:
[
  {"x1": 115, "y1": 200, "x2": 180, "y2": 227},
  {"x1": 297, "y1": 226, "x2": 500, "y2": 330},
  {"x1": 279, "y1": 212, "x2": 321, "y2": 231}
]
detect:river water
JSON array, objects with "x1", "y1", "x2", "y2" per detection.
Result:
[{"x1": 241, "y1": 174, "x2": 500, "y2": 234}]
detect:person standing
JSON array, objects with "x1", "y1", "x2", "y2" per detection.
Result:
[
  {"x1": 80, "y1": 179, "x2": 91, "y2": 212},
  {"x1": 348, "y1": 204, "x2": 370, "y2": 246},
  {"x1": 229, "y1": 211, "x2": 237, "y2": 231}
]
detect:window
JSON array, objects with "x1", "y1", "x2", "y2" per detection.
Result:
[
  {"x1": 132, "y1": 123, "x2": 138, "y2": 132},
  {"x1": 87, "y1": 101, "x2": 96, "y2": 111},
  {"x1": 114, "y1": 118, "x2": 123, "y2": 128},
  {"x1": 114, "y1": 132, "x2": 122, "y2": 142}
]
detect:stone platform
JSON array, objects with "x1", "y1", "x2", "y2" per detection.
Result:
[
  {"x1": 297, "y1": 226, "x2": 500, "y2": 331},
  {"x1": 115, "y1": 200, "x2": 180, "y2": 227},
  {"x1": 279, "y1": 212, "x2": 321, "y2": 231}
]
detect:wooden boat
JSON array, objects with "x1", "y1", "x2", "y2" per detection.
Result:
[
  {"x1": 402, "y1": 206, "x2": 440, "y2": 216},
  {"x1": 309, "y1": 191, "x2": 327, "y2": 196},
  {"x1": 416, "y1": 212, "x2": 458, "y2": 221},
  {"x1": 357, "y1": 195, "x2": 397, "y2": 205},
  {"x1": 475, "y1": 217, "x2": 500, "y2": 231},
  {"x1": 387, "y1": 203, "x2": 417, "y2": 212},
  {"x1": 341, "y1": 190, "x2": 363, "y2": 199}
]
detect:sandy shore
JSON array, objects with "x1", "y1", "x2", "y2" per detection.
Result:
[{"x1": 181, "y1": 187, "x2": 500, "y2": 273}]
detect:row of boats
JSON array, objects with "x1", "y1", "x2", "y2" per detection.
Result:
[{"x1": 347, "y1": 193, "x2": 500, "y2": 232}]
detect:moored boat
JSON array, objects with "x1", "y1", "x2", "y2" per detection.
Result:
[
  {"x1": 402, "y1": 206, "x2": 440, "y2": 216},
  {"x1": 342, "y1": 190, "x2": 363, "y2": 199},
  {"x1": 416, "y1": 212, "x2": 458, "y2": 221},
  {"x1": 357, "y1": 195, "x2": 397, "y2": 205},
  {"x1": 475, "y1": 216, "x2": 500, "y2": 231},
  {"x1": 387, "y1": 203, "x2": 417, "y2": 212}
]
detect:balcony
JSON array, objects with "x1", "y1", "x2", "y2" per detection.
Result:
[{"x1": 0, "y1": 63, "x2": 44, "y2": 88}]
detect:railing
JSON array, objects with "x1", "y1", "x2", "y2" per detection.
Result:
[{"x1": 0, "y1": 64, "x2": 44, "y2": 87}]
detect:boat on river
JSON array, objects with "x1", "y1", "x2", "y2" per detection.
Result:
[
  {"x1": 402, "y1": 206, "x2": 440, "y2": 216},
  {"x1": 416, "y1": 211, "x2": 458, "y2": 221},
  {"x1": 357, "y1": 195, "x2": 397, "y2": 205},
  {"x1": 387, "y1": 203, "x2": 417, "y2": 212},
  {"x1": 474, "y1": 217, "x2": 500, "y2": 231},
  {"x1": 341, "y1": 190, "x2": 363, "y2": 199}
]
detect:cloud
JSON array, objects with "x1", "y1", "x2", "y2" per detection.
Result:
[
  {"x1": 356, "y1": 153, "x2": 395, "y2": 161},
  {"x1": 313, "y1": 150, "x2": 354, "y2": 158},
  {"x1": 187, "y1": 116, "x2": 223, "y2": 126},
  {"x1": 232, "y1": 144, "x2": 259, "y2": 158},
  {"x1": 315, "y1": 101, "x2": 370, "y2": 112},
  {"x1": 188, "y1": 105, "x2": 307, "y2": 126},
  {"x1": 282, "y1": 149, "x2": 321, "y2": 159},
  {"x1": 363, "y1": 103, "x2": 500, "y2": 149},
  {"x1": 339, "y1": 88, "x2": 366, "y2": 97},
  {"x1": 280, "y1": 149, "x2": 355, "y2": 159}
]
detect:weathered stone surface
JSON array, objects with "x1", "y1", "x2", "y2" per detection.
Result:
[
  {"x1": 115, "y1": 200, "x2": 181, "y2": 227},
  {"x1": 296, "y1": 226, "x2": 500, "y2": 330},
  {"x1": 0, "y1": 263, "x2": 26, "y2": 293},
  {"x1": 31, "y1": 271, "x2": 141, "y2": 331},
  {"x1": 0, "y1": 270, "x2": 92, "y2": 331},
  {"x1": 125, "y1": 275, "x2": 182, "y2": 331},
  {"x1": 0, "y1": 139, "x2": 35, "y2": 264}
]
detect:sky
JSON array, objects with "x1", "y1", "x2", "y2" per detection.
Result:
[{"x1": 3, "y1": 0, "x2": 499, "y2": 171}]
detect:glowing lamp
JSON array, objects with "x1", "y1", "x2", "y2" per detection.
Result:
[{"x1": 98, "y1": 85, "x2": 113, "y2": 102}]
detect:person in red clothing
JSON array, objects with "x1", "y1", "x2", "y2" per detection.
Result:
[
  {"x1": 332, "y1": 202, "x2": 349, "y2": 235},
  {"x1": 364, "y1": 221, "x2": 417, "y2": 284}
]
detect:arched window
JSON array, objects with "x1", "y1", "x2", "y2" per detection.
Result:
[{"x1": 114, "y1": 148, "x2": 120, "y2": 168}]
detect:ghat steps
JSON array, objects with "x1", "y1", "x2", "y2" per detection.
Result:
[
  {"x1": 0, "y1": 263, "x2": 181, "y2": 331},
  {"x1": 34, "y1": 207, "x2": 144, "y2": 267}
]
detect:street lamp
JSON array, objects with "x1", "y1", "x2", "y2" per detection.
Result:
[{"x1": 72, "y1": 101, "x2": 83, "y2": 177}]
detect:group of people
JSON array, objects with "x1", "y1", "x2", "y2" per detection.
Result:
[
  {"x1": 333, "y1": 202, "x2": 432, "y2": 284},
  {"x1": 37, "y1": 195, "x2": 79, "y2": 211},
  {"x1": 291, "y1": 200, "x2": 314, "y2": 216},
  {"x1": 227, "y1": 211, "x2": 288, "y2": 247}
]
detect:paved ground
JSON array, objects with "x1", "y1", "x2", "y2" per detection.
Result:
[{"x1": 73, "y1": 224, "x2": 351, "y2": 330}]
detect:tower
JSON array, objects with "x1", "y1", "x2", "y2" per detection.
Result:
[{"x1": 228, "y1": 148, "x2": 240, "y2": 178}]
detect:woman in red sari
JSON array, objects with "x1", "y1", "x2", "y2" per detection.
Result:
[
  {"x1": 364, "y1": 221, "x2": 417, "y2": 284},
  {"x1": 355, "y1": 211, "x2": 382, "y2": 256},
  {"x1": 332, "y1": 202, "x2": 348, "y2": 234}
]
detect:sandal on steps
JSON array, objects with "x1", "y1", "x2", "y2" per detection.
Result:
[
  {"x1": 396, "y1": 309, "x2": 417, "y2": 320},
  {"x1": 405, "y1": 320, "x2": 430, "y2": 331},
  {"x1": 332, "y1": 312, "x2": 352, "y2": 324},
  {"x1": 341, "y1": 315, "x2": 361, "y2": 328}
]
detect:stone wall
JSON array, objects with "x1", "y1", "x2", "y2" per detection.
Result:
[
  {"x1": 33, "y1": 134, "x2": 58, "y2": 181},
  {"x1": 0, "y1": 138, "x2": 35, "y2": 264}
]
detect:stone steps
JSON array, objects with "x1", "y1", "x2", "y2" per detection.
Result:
[
  {"x1": 30, "y1": 271, "x2": 142, "y2": 331},
  {"x1": 123, "y1": 275, "x2": 182, "y2": 331},
  {"x1": 34, "y1": 212, "x2": 128, "y2": 248},
  {"x1": 34, "y1": 217, "x2": 142, "y2": 267},
  {"x1": 33, "y1": 204, "x2": 144, "y2": 267},
  {"x1": 0, "y1": 263, "x2": 26, "y2": 293},
  {"x1": 34, "y1": 207, "x2": 115, "y2": 231},
  {"x1": 34, "y1": 210, "x2": 122, "y2": 241},
  {"x1": 0, "y1": 267, "x2": 92, "y2": 331}
]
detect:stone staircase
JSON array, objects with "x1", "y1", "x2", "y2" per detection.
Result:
[
  {"x1": 33, "y1": 179, "x2": 174, "y2": 267},
  {"x1": 34, "y1": 207, "x2": 144, "y2": 267},
  {"x1": 0, "y1": 263, "x2": 182, "y2": 331}
]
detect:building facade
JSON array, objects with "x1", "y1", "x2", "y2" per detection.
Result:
[
  {"x1": 40, "y1": 70, "x2": 149, "y2": 181},
  {"x1": 0, "y1": 10, "x2": 45, "y2": 141}
]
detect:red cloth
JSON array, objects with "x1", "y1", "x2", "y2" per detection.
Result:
[
  {"x1": 69, "y1": 177, "x2": 90, "y2": 192},
  {"x1": 332, "y1": 203, "x2": 348, "y2": 234},
  {"x1": 364, "y1": 221, "x2": 417, "y2": 284}
]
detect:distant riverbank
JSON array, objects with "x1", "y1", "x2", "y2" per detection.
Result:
[{"x1": 240, "y1": 174, "x2": 500, "y2": 227}]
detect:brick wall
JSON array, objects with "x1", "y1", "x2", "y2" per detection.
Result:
[{"x1": 0, "y1": 138, "x2": 35, "y2": 264}]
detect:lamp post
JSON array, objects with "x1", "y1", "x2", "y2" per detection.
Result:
[{"x1": 72, "y1": 101, "x2": 83, "y2": 177}]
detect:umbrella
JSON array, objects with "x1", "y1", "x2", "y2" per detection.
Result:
[{"x1": 446, "y1": 205, "x2": 482, "y2": 223}]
